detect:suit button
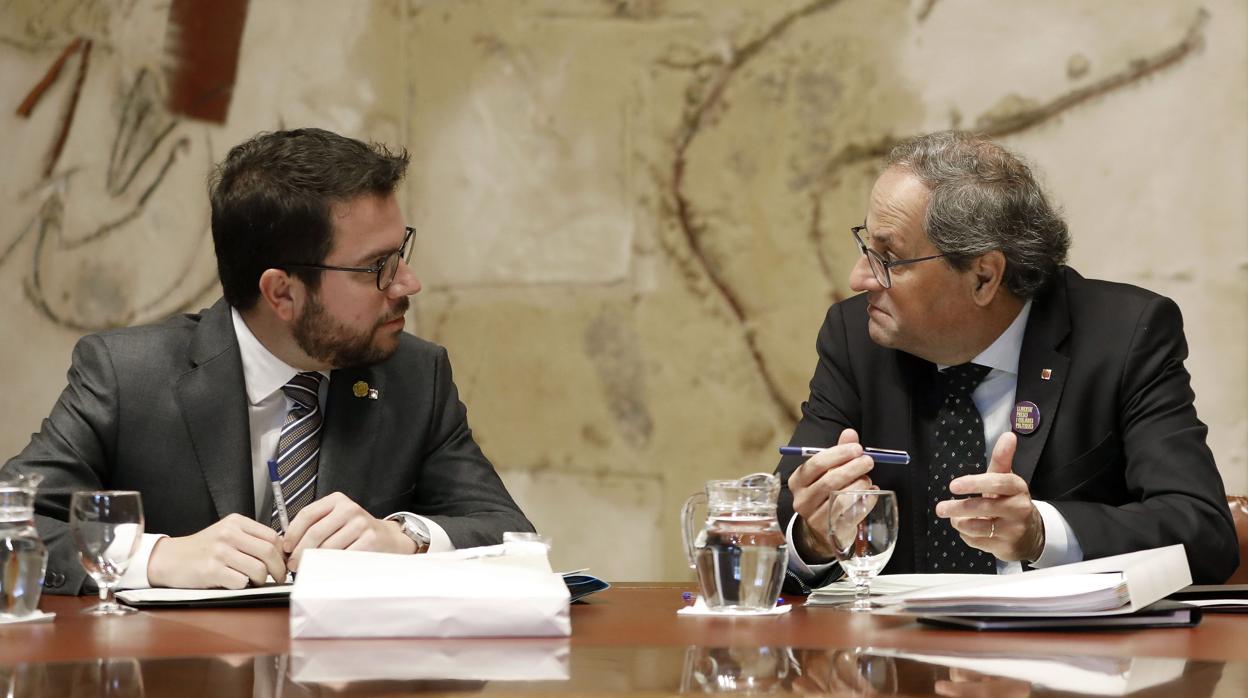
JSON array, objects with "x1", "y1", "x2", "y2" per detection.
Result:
[{"x1": 45, "y1": 571, "x2": 64, "y2": 588}]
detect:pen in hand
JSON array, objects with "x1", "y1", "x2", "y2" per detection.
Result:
[
  {"x1": 778, "y1": 445, "x2": 911, "y2": 465},
  {"x1": 267, "y1": 459, "x2": 295, "y2": 584},
  {"x1": 267, "y1": 459, "x2": 291, "y2": 535}
]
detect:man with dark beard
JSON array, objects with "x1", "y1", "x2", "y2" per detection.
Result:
[{"x1": 6, "y1": 128, "x2": 534, "y2": 593}]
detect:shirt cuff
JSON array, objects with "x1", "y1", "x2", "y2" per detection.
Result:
[
  {"x1": 117, "y1": 533, "x2": 167, "y2": 590},
  {"x1": 389, "y1": 512, "x2": 455, "y2": 553},
  {"x1": 1029, "y1": 500, "x2": 1084, "y2": 568},
  {"x1": 784, "y1": 514, "x2": 838, "y2": 583}
]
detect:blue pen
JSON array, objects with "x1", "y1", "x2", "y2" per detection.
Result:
[
  {"x1": 267, "y1": 459, "x2": 291, "y2": 535},
  {"x1": 779, "y1": 445, "x2": 911, "y2": 465}
]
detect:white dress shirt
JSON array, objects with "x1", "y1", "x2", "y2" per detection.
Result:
[
  {"x1": 787, "y1": 300, "x2": 1084, "y2": 581},
  {"x1": 117, "y1": 308, "x2": 452, "y2": 589}
]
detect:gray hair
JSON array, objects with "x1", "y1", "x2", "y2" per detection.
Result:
[{"x1": 884, "y1": 131, "x2": 1070, "y2": 298}]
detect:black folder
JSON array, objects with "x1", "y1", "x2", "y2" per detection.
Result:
[{"x1": 917, "y1": 600, "x2": 1202, "y2": 631}]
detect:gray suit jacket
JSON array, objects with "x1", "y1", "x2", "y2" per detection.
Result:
[{"x1": 6, "y1": 298, "x2": 533, "y2": 594}]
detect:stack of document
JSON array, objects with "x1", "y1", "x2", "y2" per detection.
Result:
[
  {"x1": 806, "y1": 573, "x2": 986, "y2": 606},
  {"x1": 874, "y1": 544, "x2": 1193, "y2": 621},
  {"x1": 290, "y1": 542, "x2": 571, "y2": 638},
  {"x1": 891, "y1": 573, "x2": 1129, "y2": 614}
]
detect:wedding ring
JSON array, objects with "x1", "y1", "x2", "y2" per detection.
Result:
[{"x1": 989, "y1": 520, "x2": 996, "y2": 539}]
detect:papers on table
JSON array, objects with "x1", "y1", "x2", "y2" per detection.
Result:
[
  {"x1": 806, "y1": 573, "x2": 987, "y2": 606},
  {"x1": 875, "y1": 544, "x2": 1191, "y2": 617},
  {"x1": 1167, "y1": 583, "x2": 1248, "y2": 612},
  {"x1": 893, "y1": 573, "x2": 1129, "y2": 614},
  {"x1": 117, "y1": 584, "x2": 292, "y2": 608},
  {"x1": 0, "y1": 610, "x2": 55, "y2": 625},
  {"x1": 289, "y1": 542, "x2": 571, "y2": 638}
]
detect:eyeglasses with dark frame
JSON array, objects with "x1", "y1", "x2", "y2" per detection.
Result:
[
  {"x1": 281, "y1": 226, "x2": 416, "y2": 291},
  {"x1": 851, "y1": 223, "x2": 946, "y2": 289}
]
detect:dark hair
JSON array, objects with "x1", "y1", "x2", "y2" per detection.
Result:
[
  {"x1": 209, "y1": 128, "x2": 410, "y2": 309},
  {"x1": 884, "y1": 131, "x2": 1070, "y2": 298}
]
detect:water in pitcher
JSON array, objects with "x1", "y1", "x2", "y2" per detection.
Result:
[
  {"x1": 693, "y1": 516, "x2": 787, "y2": 610},
  {"x1": 0, "y1": 520, "x2": 46, "y2": 618}
]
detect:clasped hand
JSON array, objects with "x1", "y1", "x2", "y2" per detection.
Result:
[{"x1": 147, "y1": 492, "x2": 415, "y2": 589}]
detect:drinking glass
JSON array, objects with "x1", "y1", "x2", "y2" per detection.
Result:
[
  {"x1": 69, "y1": 491, "x2": 144, "y2": 616},
  {"x1": 826, "y1": 489, "x2": 898, "y2": 612}
]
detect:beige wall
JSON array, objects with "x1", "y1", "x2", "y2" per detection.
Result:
[{"x1": 2, "y1": 0, "x2": 1245, "y2": 581}]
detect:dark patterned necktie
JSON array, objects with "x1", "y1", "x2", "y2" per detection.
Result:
[
  {"x1": 271, "y1": 372, "x2": 325, "y2": 530},
  {"x1": 927, "y1": 363, "x2": 995, "y2": 573}
]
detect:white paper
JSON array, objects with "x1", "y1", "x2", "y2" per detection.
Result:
[
  {"x1": 289, "y1": 543, "x2": 571, "y2": 638},
  {"x1": 0, "y1": 610, "x2": 55, "y2": 625},
  {"x1": 676, "y1": 597, "x2": 793, "y2": 617},
  {"x1": 810, "y1": 573, "x2": 988, "y2": 598},
  {"x1": 874, "y1": 545, "x2": 1190, "y2": 617},
  {"x1": 117, "y1": 584, "x2": 292, "y2": 605}
]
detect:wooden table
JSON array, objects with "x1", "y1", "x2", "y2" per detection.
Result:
[{"x1": 2, "y1": 583, "x2": 1245, "y2": 696}]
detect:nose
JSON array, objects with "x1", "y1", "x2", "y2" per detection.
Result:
[
  {"x1": 848, "y1": 254, "x2": 882, "y2": 293},
  {"x1": 388, "y1": 259, "x2": 422, "y2": 298}
]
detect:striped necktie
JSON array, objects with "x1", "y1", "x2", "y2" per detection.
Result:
[{"x1": 271, "y1": 371, "x2": 325, "y2": 530}]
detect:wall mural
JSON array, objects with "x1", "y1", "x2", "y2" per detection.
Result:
[
  {"x1": 660, "y1": 0, "x2": 1208, "y2": 425},
  {"x1": 2, "y1": 0, "x2": 246, "y2": 331}
]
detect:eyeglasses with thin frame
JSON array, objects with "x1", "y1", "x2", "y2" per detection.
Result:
[
  {"x1": 851, "y1": 223, "x2": 946, "y2": 289},
  {"x1": 282, "y1": 226, "x2": 415, "y2": 291}
]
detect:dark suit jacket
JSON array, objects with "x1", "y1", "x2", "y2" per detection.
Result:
[
  {"x1": 6, "y1": 298, "x2": 533, "y2": 594},
  {"x1": 777, "y1": 267, "x2": 1238, "y2": 587}
]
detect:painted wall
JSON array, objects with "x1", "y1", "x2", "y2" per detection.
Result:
[{"x1": 2, "y1": 0, "x2": 1244, "y2": 581}]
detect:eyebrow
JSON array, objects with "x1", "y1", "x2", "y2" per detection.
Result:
[
  {"x1": 349, "y1": 236, "x2": 405, "y2": 267},
  {"x1": 865, "y1": 227, "x2": 894, "y2": 250}
]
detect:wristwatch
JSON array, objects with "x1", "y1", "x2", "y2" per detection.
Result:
[{"x1": 387, "y1": 513, "x2": 431, "y2": 554}]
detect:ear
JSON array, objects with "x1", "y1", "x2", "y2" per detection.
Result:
[
  {"x1": 969, "y1": 250, "x2": 1007, "y2": 306},
  {"x1": 257, "y1": 268, "x2": 302, "y2": 322}
]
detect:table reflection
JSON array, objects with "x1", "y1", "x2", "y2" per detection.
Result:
[
  {"x1": 1, "y1": 658, "x2": 144, "y2": 698},
  {"x1": 683, "y1": 647, "x2": 1224, "y2": 697},
  {"x1": 0, "y1": 645, "x2": 1233, "y2": 696}
]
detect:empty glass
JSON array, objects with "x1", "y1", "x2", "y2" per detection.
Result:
[
  {"x1": 69, "y1": 491, "x2": 144, "y2": 616},
  {"x1": 826, "y1": 489, "x2": 898, "y2": 612},
  {"x1": 681, "y1": 473, "x2": 787, "y2": 612}
]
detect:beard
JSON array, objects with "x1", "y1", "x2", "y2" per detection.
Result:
[{"x1": 292, "y1": 293, "x2": 409, "y2": 368}]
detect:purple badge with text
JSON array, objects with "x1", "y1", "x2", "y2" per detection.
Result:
[{"x1": 1013, "y1": 401, "x2": 1040, "y2": 434}]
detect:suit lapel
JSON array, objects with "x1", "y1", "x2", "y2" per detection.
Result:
[
  {"x1": 1012, "y1": 277, "x2": 1072, "y2": 485},
  {"x1": 174, "y1": 299, "x2": 254, "y2": 519},
  {"x1": 317, "y1": 366, "x2": 382, "y2": 502}
]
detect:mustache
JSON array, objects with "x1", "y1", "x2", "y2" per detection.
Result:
[{"x1": 379, "y1": 298, "x2": 410, "y2": 326}]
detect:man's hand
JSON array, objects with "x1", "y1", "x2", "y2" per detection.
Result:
[
  {"x1": 935, "y1": 432, "x2": 1045, "y2": 562},
  {"x1": 147, "y1": 514, "x2": 288, "y2": 589},
  {"x1": 788, "y1": 428, "x2": 876, "y2": 563},
  {"x1": 284, "y1": 492, "x2": 415, "y2": 571}
]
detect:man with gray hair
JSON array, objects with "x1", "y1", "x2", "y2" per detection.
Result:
[{"x1": 777, "y1": 131, "x2": 1237, "y2": 588}]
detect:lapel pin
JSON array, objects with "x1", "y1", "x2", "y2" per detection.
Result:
[
  {"x1": 367, "y1": 388, "x2": 379, "y2": 400},
  {"x1": 1013, "y1": 401, "x2": 1040, "y2": 434},
  {"x1": 1040, "y1": 368, "x2": 1052, "y2": 380},
  {"x1": 352, "y1": 381, "x2": 370, "y2": 398}
]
